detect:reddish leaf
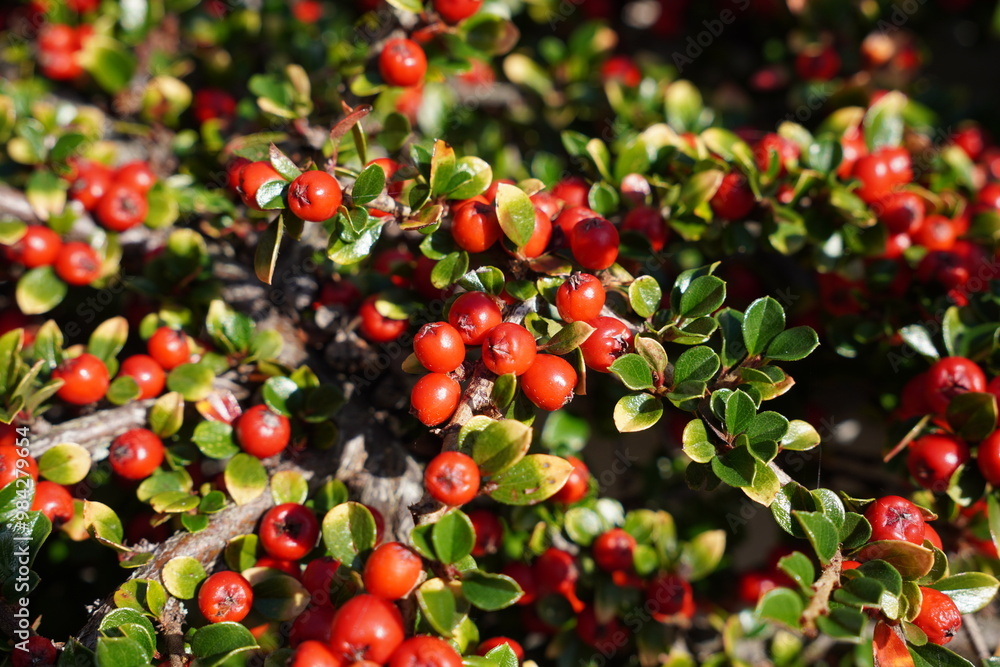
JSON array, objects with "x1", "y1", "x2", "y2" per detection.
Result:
[{"x1": 873, "y1": 621, "x2": 914, "y2": 667}]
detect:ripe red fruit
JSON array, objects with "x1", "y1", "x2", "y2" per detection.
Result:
[
  {"x1": 389, "y1": 636, "x2": 463, "y2": 667},
  {"x1": 54, "y1": 241, "x2": 102, "y2": 285},
  {"x1": 795, "y1": 45, "x2": 841, "y2": 81},
  {"x1": 290, "y1": 639, "x2": 341, "y2": 667},
  {"x1": 115, "y1": 161, "x2": 156, "y2": 193},
  {"x1": 534, "y1": 547, "x2": 584, "y2": 611},
  {"x1": 413, "y1": 322, "x2": 466, "y2": 373},
  {"x1": 500, "y1": 562, "x2": 537, "y2": 605},
  {"x1": 451, "y1": 200, "x2": 502, "y2": 253},
  {"x1": 53, "y1": 353, "x2": 109, "y2": 405},
  {"x1": 198, "y1": 571, "x2": 254, "y2": 623},
  {"x1": 925, "y1": 356, "x2": 987, "y2": 415},
  {"x1": 924, "y1": 523, "x2": 944, "y2": 550},
  {"x1": 328, "y1": 594, "x2": 405, "y2": 664},
  {"x1": 0, "y1": 445, "x2": 38, "y2": 489},
  {"x1": 570, "y1": 217, "x2": 619, "y2": 271},
  {"x1": 255, "y1": 556, "x2": 301, "y2": 578},
  {"x1": 193, "y1": 88, "x2": 237, "y2": 125},
  {"x1": 227, "y1": 157, "x2": 251, "y2": 193},
  {"x1": 520, "y1": 354, "x2": 577, "y2": 411},
  {"x1": 109, "y1": 428, "x2": 165, "y2": 480},
  {"x1": 865, "y1": 495, "x2": 926, "y2": 545},
  {"x1": 552, "y1": 177, "x2": 590, "y2": 208},
  {"x1": 754, "y1": 133, "x2": 799, "y2": 175},
  {"x1": 601, "y1": 54, "x2": 642, "y2": 87},
  {"x1": 906, "y1": 434, "x2": 969, "y2": 492},
  {"x1": 95, "y1": 183, "x2": 148, "y2": 232},
  {"x1": 481, "y1": 322, "x2": 537, "y2": 377},
  {"x1": 448, "y1": 292, "x2": 502, "y2": 345},
  {"x1": 580, "y1": 317, "x2": 633, "y2": 373},
  {"x1": 372, "y1": 248, "x2": 414, "y2": 288},
  {"x1": 531, "y1": 191, "x2": 562, "y2": 221},
  {"x1": 7, "y1": 225, "x2": 62, "y2": 268},
  {"x1": 239, "y1": 161, "x2": 284, "y2": 210},
  {"x1": 554, "y1": 206, "x2": 600, "y2": 237},
  {"x1": 737, "y1": 570, "x2": 784, "y2": 606},
  {"x1": 912, "y1": 214, "x2": 958, "y2": 252},
  {"x1": 410, "y1": 373, "x2": 461, "y2": 427},
  {"x1": 260, "y1": 503, "x2": 320, "y2": 561},
  {"x1": 30, "y1": 481, "x2": 74, "y2": 526},
  {"x1": 852, "y1": 148, "x2": 912, "y2": 203},
  {"x1": 468, "y1": 508, "x2": 503, "y2": 557},
  {"x1": 147, "y1": 326, "x2": 191, "y2": 370},
  {"x1": 877, "y1": 191, "x2": 925, "y2": 235},
  {"x1": 69, "y1": 162, "x2": 112, "y2": 211},
  {"x1": 359, "y1": 295, "x2": 408, "y2": 343},
  {"x1": 236, "y1": 405, "x2": 291, "y2": 458},
  {"x1": 593, "y1": 528, "x2": 636, "y2": 572},
  {"x1": 710, "y1": 172, "x2": 756, "y2": 221},
  {"x1": 516, "y1": 209, "x2": 552, "y2": 259},
  {"x1": 951, "y1": 125, "x2": 986, "y2": 161},
  {"x1": 302, "y1": 557, "x2": 342, "y2": 599},
  {"x1": 575, "y1": 606, "x2": 626, "y2": 650},
  {"x1": 913, "y1": 587, "x2": 962, "y2": 645},
  {"x1": 647, "y1": 573, "x2": 694, "y2": 620},
  {"x1": 288, "y1": 171, "x2": 342, "y2": 222},
  {"x1": 117, "y1": 354, "x2": 166, "y2": 399},
  {"x1": 363, "y1": 542, "x2": 423, "y2": 600},
  {"x1": 379, "y1": 39, "x2": 427, "y2": 87},
  {"x1": 556, "y1": 273, "x2": 606, "y2": 323},
  {"x1": 12, "y1": 635, "x2": 57, "y2": 667},
  {"x1": 433, "y1": 0, "x2": 482, "y2": 24},
  {"x1": 289, "y1": 603, "x2": 336, "y2": 647},
  {"x1": 551, "y1": 455, "x2": 589, "y2": 504},
  {"x1": 476, "y1": 637, "x2": 524, "y2": 660},
  {"x1": 977, "y1": 430, "x2": 1000, "y2": 486},
  {"x1": 424, "y1": 451, "x2": 480, "y2": 506},
  {"x1": 621, "y1": 206, "x2": 668, "y2": 252}
]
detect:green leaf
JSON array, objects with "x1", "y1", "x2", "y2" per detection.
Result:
[
  {"x1": 681, "y1": 529, "x2": 726, "y2": 581},
  {"x1": 458, "y1": 266, "x2": 505, "y2": 296},
  {"x1": 711, "y1": 446, "x2": 756, "y2": 487},
  {"x1": 205, "y1": 301, "x2": 253, "y2": 355},
  {"x1": 248, "y1": 570, "x2": 310, "y2": 621},
  {"x1": 816, "y1": 606, "x2": 866, "y2": 640},
  {"x1": 756, "y1": 588, "x2": 803, "y2": 629},
  {"x1": 909, "y1": 643, "x2": 975, "y2": 667},
  {"x1": 725, "y1": 390, "x2": 756, "y2": 435},
  {"x1": 543, "y1": 321, "x2": 595, "y2": 355},
  {"x1": 162, "y1": 556, "x2": 206, "y2": 599},
  {"x1": 854, "y1": 541, "x2": 935, "y2": 580},
  {"x1": 328, "y1": 219, "x2": 382, "y2": 265},
  {"x1": 223, "y1": 454, "x2": 268, "y2": 505},
  {"x1": 488, "y1": 454, "x2": 574, "y2": 505},
  {"x1": 94, "y1": 636, "x2": 149, "y2": 667},
  {"x1": 564, "y1": 507, "x2": 605, "y2": 546},
  {"x1": 899, "y1": 325, "x2": 940, "y2": 360},
  {"x1": 352, "y1": 164, "x2": 385, "y2": 205},
  {"x1": 149, "y1": 490, "x2": 199, "y2": 514},
  {"x1": 321, "y1": 502, "x2": 376, "y2": 567},
  {"x1": 682, "y1": 420, "x2": 715, "y2": 464},
  {"x1": 673, "y1": 346, "x2": 720, "y2": 385},
  {"x1": 484, "y1": 644, "x2": 520, "y2": 667},
  {"x1": 930, "y1": 573, "x2": 1000, "y2": 613},
  {"x1": 192, "y1": 421, "x2": 239, "y2": 459},
  {"x1": 462, "y1": 570, "x2": 523, "y2": 610},
  {"x1": 88, "y1": 317, "x2": 128, "y2": 368},
  {"x1": 191, "y1": 622, "x2": 257, "y2": 658},
  {"x1": 746, "y1": 412, "x2": 789, "y2": 446},
  {"x1": 254, "y1": 215, "x2": 284, "y2": 285},
  {"x1": 78, "y1": 39, "x2": 136, "y2": 93},
  {"x1": 431, "y1": 251, "x2": 470, "y2": 289},
  {"x1": 634, "y1": 337, "x2": 668, "y2": 376},
  {"x1": 613, "y1": 393, "x2": 663, "y2": 433},
  {"x1": 113, "y1": 579, "x2": 167, "y2": 617},
  {"x1": 609, "y1": 354, "x2": 654, "y2": 391},
  {"x1": 811, "y1": 488, "x2": 846, "y2": 529},
  {"x1": 781, "y1": 420, "x2": 821, "y2": 451},
  {"x1": 472, "y1": 419, "x2": 532, "y2": 477},
  {"x1": 149, "y1": 392, "x2": 184, "y2": 438},
  {"x1": 863, "y1": 90, "x2": 906, "y2": 152},
  {"x1": 793, "y1": 511, "x2": 839, "y2": 564},
  {"x1": 777, "y1": 552, "x2": 815, "y2": 593},
  {"x1": 946, "y1": 392, "x2": 998, "y2": 441},
  {"x1": 742, "y1": 297, "x2": 786, "y2": 357},
  {"x1": 261, "y1": 376, "x2": 299, "y2": 418},
  {"x1": 835, "y1": 577, "x2": 885, "y2": 608},
  {"x1": 765, "y1": 326, "x2": 819, "y2": 362},
  {"x1": 270, "y1": 471, "x2": 308, "y2": 506},
  {"x1": 677, "y1": 275, "x2": 726, "y2": 319},
  {"x1": 772, "y1": 483, "x2": 812, "y2": 538},
  {"x1": 16, "y1": 266, "x2": 67, "y2": 315},
  {"x1": 107, "y1": 376, "x2": 141, "y2": 405},
  {"x1": 494, "y1": 183, "x2": 535, "y2": 247},
  {"x1": 38, "y1": 442, "x2": 91, "y2": 485},
  {"x1": 429, "y1": 140, "x2": 457, "y2": 196},
  {"x1": 268, "y1": 144, "x2": 301, "y2": 181},
  {"x1": 84, "y1": 501, "x2": 126, "y2": 551},
  {"x1": 167, "y1": 363, "x2": 215, "y2": 402},
  {"x1": 416, "y1": 578, "x2": 458, "y2": 636},
  {"x1": 449, "y1": 156, "x2": 493, "y2": 200},
  {"x1": 433, "y1": 509, "x2": 475, "y2": 564},
  {"x1": 717, "y1": 308, "x2": 746, "y2": 367},
  {"x1": 224, "y1": 535, "x2": 259, "y2": 573}
]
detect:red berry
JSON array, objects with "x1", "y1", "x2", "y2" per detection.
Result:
[
  {"x1": 754, "y1": 133, "x2": 799, "y2": 175},
  {"x1": 913, "y1": 587, "x2": 962, "y2": 645},
  {"x1": 795, "y1": 45, "x2": 841, "y2": 81},
  {"x1": 236, "y1": 405, "x2": 291, "y2": 458},
  {"x1": 924, "y1": 356, "x2": 986, "y2": 415},
  {"x1": 551, "y1": 455, "x2": 589, "y2": 504},
  {"x1": 647, "y1": 573, "x2": 694, "y2": 620},
  {"x1": 951, "y1": 125, "x2": 986, "y2": 161},
  {"x1": 328, "y1": 594, "x2": 405, "y2": 664},
  {"x1": 601, "y1": 54, "x2": 642, "y2": 87},
  {"x1": 239, "y1": 161, "x2": 284, "y2": 210},
  {"x1": 289, "y1": 639, "x2": 340, "y2": 667},
  {"x1": 580, "y1": 317, "x2": 633, "y2": 373},
  {"x1": 448, "y1": 292, "x2": 502, "y2": 345},
  {"x1": 476, "y1": 637, "x2": 524, "y2": 660},
  {"x1": 372, "y1": 248, "x2": 414, "y2": 289},
  {"x1": 570, "y1": 217, "x2": 619, "y2": 270},
  {"x1": 865, "y1": 495, "x2": 925, "y2": 545},
  {"x1": 260, "y1": 503, "x2": 320, "y2": 561},
  {"x1": 0, "y1": 445, "x2": 38, "y2": 489},
  {"x1": 554, "y1": 206, "x2": 599, "y2": 237},
  {"x1": 301, "y1": 557, "x2": 342, "y2": 600},
  {"x1": 621, "y1": 206, "x2": 668, "y2": 252},
  {"x1": 289, "y1": 171, "x2": 343, "y2": 222},
  {"x1": 255, "y1": 556, "x2": 301, "y2": 578},
  {"x1": 410, "y1": 373, "x2": 461, "y2": 427},
  {"x1": 54, "y1": 242, "x2": 102, "y2": 285},
  {"x1": 30, "y1": 481, "x2": 74, "y2": 526},
  {"x1": 38, "y1": 24, "x2": 78, "y2": 52},
  {"x1": 516, "y1": 209, "x2": 552, "y2": 258},
  {"x1": 852, "y1": 148, "x2": 912, "y2": 203},
  {"x1": 593, "y1": 528, "x2": 636, "y2": 572},
  {"x1": 480, "y1": 321, "x2": 537, "y2": 378},
  {"x1": 115, "y1": 161, "x2": 157, "y2": 193},
  {"x1": 95, "y1": 183, "x2": 148, "y2": 232},
  {"x1": 531, "y1": 191, "x2": 563, "y2": 221},
  {"x1": 424, "y1": 451, "x2": 480, "y2": 506},
  {"x1": 193, "y1": 88, "x2": 237, "y2": 125},
  {"x1": 500, "y1": 562, "x2": 537, "y2": 605},
  {"x1": 109, "y1": 428, "x2": 165, "y2": 480},
  {"x1": 359, "y1": 295, "x2": 408, "y2": 343},
  {"x1": 520, "y1": 354, "x2": 577, "y2": 411},
  {"x1": 379, "y1": 39, "x2": 427, "y2": 87},
  {"x1": 924, "y1": 523, "x2": 944, "y2": 550},
  {"x1": 838, "y1": 126, "x2": 867, "y2": 179},
  {"x1": 69, "y1": 162, "x2": 112, "y2": 211},
  {"x1": 710, "y1": 172, "x2": 756, "y2": 221},
  {"x1": 198, "y1": 571, "x2": 254, "y2": 623},
  {"x1": 147, "y1": 326, "x2": 191, "y2": 370},
  {"x1": 977, "y1": 430, "x2": 1000, "y2": 486},
  {"x1": 7, "y1": 225, "x2": 62, "y2": 268},
  {"x1": 575, "y1": 605, "x2": 626, "y2": 650},
  {"x1": 468, "y1": 508, "x2": 503, "y2": 557},
  {"x1": 315, "y1": 280, "x2": 362, "y2": 310},
  {"x1": 534, "y1": 548, "x2": 583, "y2": 610},
  {"x1": 53, "y1": 353, "x2": 109, "y2": 405},
  {"x1": 877, "y1": 191, "x2": 924, "y2": 235},
  {"x1": 912, "y1": 214, "x2": 958, "y2": 252},
  {"x1": 451, "y1": 200, "x2": 502, "y2": 253},
  {"x1": 556, "y1": 273, "x2": 606, "y2": 323},
  {"x1": 906, "y1": 434, "x2": 969, "y2": 492},
  {"x1": 552, "y1": 177, "x2": 590, "y2": 208},
  {"x1": 227, "y1": 157, "x2": 251, "y2": 193},
  {"x1": 289, "y1": 603, "x2": 336, "y2": 647},
  {"x1": 117, "y1": 354, "x2": 166, "y2": 399},
  {"x1": 737, "y1": 570, "x2": 783, "y2": 606},
  {"x1": 389, "y1": 636, "x2": 463, "y2": 667},
  {"x1": 363, "y1": 542, "x2": 423, "y2": 600},
  {"x1": 413, "y1": 322, "x2": 466, "y2": 373},
  {"x1": 12, "y1": 636, "x2": 57, "y2": 667},
  {"x1": 433, "y1": 0, "x2": 482, "y2": 24}
]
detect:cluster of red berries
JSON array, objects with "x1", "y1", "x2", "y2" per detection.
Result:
[
  {"x1": 37, "y1": 23, "x2": 92, "y2": 81},
  {"x1": 68, "y1": 159, "x2": 157, "y2": 233},
  {"x1": 227, "y1": 158, "x2": 343, "y2": 222},
  {"x1": 4, "y1": 225, "x2": 101, "y2": 287},
  {"x1": 0, "y1": 425, "x2": 75, "y2": 528}
]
